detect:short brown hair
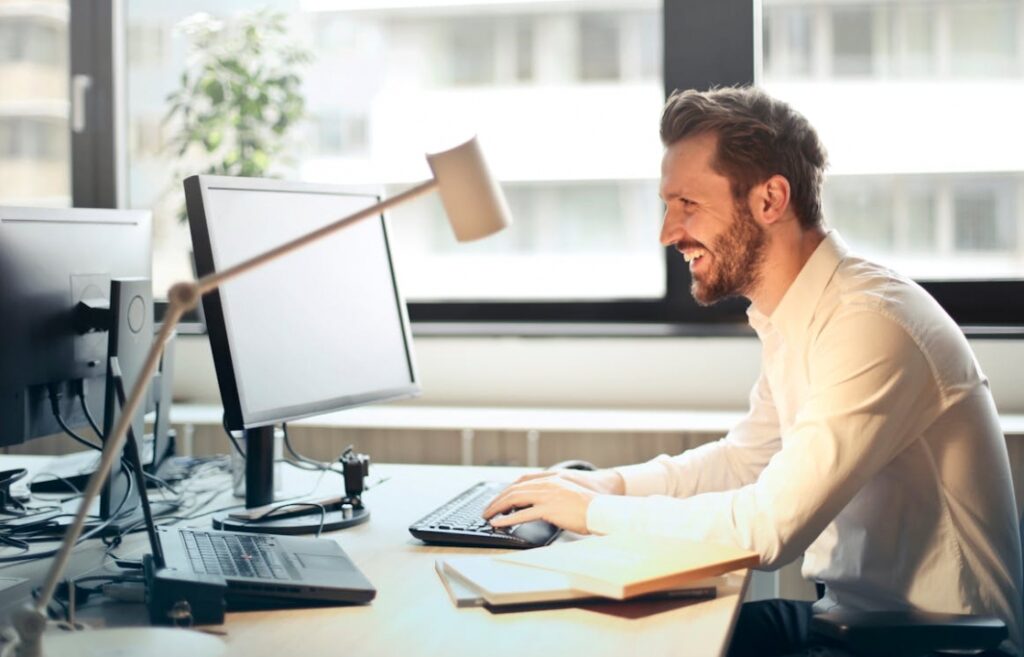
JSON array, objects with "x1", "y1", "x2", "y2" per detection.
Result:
[{"x1": 660, "y1": 87, "x2": 827, "y2": 229}]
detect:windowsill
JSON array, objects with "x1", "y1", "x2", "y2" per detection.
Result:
[
  {"x1": 408, "y1": 322, "x2": 757, "y2": 338},
  {"x1": 170, "y1": 402, "x2": 1024, "y2": 436},
  {"x1": 166, "y1": 320, "x2": 1024, "y2": 339}
]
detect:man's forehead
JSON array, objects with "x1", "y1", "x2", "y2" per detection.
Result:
[{"x1": 660, "y1": 133, "x2": 724, "y2": 196}]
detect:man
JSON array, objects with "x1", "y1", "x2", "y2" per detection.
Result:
[{"x1": 484, "y1": 87, "x2": 1022, "y2": 656}]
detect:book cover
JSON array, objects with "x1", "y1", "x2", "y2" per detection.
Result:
[
  {"x1": 496, "y1": 534, "x2": 759, "y2": 600},
  {"x1": 434, "y1": 559, "x2": 487, "y2": 608},
  {"x1": 440, "y1": 556, "x2": 594, "y2": 606},
  {"x1": 436, "y1": 556, "x2": 718, "y2": 608}
]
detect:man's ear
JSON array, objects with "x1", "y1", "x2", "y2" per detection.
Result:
[{"x1": 751, "y1": 175, "x2": 791, "y2": 226}]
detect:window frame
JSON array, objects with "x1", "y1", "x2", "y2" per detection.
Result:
[
  {"x1": 70, "y1": 0, "x2": 118, "y2": 209},
  {"x1": 73, "y1": 0, "x2": 1024, "y2": 335}
]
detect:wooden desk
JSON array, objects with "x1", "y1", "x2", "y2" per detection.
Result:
[{"x1": 2, "y1": 459, "x2": 750, "y2": 657}]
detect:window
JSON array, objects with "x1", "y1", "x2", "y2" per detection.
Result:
[
  {"x1": 445, "y1": 19, "x2": 497, "y2": 86},
  {"x1": 514, "y1": 19, "x2": 534, "y2": 83},
  {"x1": 949, "y1": 1, "x2": 1019, "y2": 76},
  {"x1": 764, "y1": 6, "x2": 814, "y2": 79},
  {"x1": 892, "y1": 4, "x2": 935, "y2": 76},
  {"x1": 69, "y1": 0, "x2": 1018, "y2": 330},
  {"x1": 763, "y1": 0, "x2": 1024, "y2": 295},
  {"x1": 0, "y1": 17, "x2": 66, "y2": 67},
  {"x1": 830, "y1": 6, "x2": 874, "y2": 76},
  {"x1": 314, "y1": 112, "x2": 368, "y2": 156},
  {"x1": 580, "y1": 13, "x2": 622, "y2": 81},
  {"x1": 953, "y1": 182, "x2": 1018, "y2": 253},
  {"x1": 123, "y1": 1, "x2": 666, "y2": 304}
]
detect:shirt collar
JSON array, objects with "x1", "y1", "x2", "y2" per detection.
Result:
[{"x1": 746, "y1": 230, "x2": 848, "y2": 342}]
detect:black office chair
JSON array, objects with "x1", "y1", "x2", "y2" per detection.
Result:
[
  {"x1": 809, "y1": 609, "x2": 1007, "y2": 656},
  {"x1": 808, "y1": 512, "x2": 1022, "y2": 657}
]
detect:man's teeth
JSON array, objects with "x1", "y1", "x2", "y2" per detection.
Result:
[{"x1": 683, "y1": 249, "x2": 708, "y2": 263}]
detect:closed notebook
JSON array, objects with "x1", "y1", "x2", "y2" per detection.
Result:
[
  {"x1": 497, "y1": 534, "x2": 759, "y2": 600},
  {"x1": 437, "y1": 555, "x2": 717, "y2": 607},
  {"x1": 439, "y1": 556, "x2": 594, "y2": 606}
]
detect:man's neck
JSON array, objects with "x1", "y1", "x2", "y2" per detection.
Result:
[{"x1": 748, "y1": 226, "x2": 827, "y2": 317}]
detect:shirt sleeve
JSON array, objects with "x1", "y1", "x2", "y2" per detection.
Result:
[
  {"x1": 614, "y1": 364, "x2": 783, "y2": 499},
  {"x1": 588, "y1": 308, "x2": 943, "y2": 569}
]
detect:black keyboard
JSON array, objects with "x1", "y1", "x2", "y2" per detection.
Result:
[
  {"x1": 408, "y1": 482, "x2": 561, "y2": 549},
  {"x1": 181, "y1": 529, "x2": 294, "y2": 580}
]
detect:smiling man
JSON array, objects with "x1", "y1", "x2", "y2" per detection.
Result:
[{"x1": 484, "y1": 87, "x2": 1022, "y2": 657}]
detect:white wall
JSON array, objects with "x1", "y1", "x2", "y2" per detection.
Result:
[{"x1": 172, "y1": 334, "x2": 1024, "y2": 413}]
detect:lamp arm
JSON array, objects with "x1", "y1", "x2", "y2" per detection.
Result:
[{"x1": 21, "y1": 176, "x2": 440, "y2": 640}]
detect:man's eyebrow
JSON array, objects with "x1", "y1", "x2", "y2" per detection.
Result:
[{"x1": 661, "y1": 190, "x2": 695, "y2": 202}]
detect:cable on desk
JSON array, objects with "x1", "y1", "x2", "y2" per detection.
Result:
[
  {"x1": 238, "y1": 502, "x2": 327, "y2": 538},
  {"x1": 221, "y1": 414, "x2": 246, "y2": 458},
  {"x1": 79, "y1": 379, "x2": 181, "y2": 502},
  {"x1": 27, "y1": 471, "x2": 83, "y2": 499},
  {"x1": 143, "y1": 472, "x2": 181, "y2": 498},
  {"x1": 51, "y1": 574, "x2": 145, "y2": 617},
  {"x1": 282, "y1": 423, "x2": 347, "y2": 479},
  {"x1": 0, "y1": 534, "x2": 29, "y2": 553},
  {"x1": 0, "y1": 461, "x2": 135, "y2": 565}
]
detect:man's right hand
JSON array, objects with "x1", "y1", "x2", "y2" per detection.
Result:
[{"x1": 511, "y1": 468, "x2": 625, "y2": 496}]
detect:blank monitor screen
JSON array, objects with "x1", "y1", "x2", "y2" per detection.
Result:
[{"x1": 185, "y1": 176, "x2": 419, "y2": 430}]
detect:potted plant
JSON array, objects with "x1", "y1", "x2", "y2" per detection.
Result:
[{"x1": 164, "y1": 9, "x2": 312, "y2": 222}]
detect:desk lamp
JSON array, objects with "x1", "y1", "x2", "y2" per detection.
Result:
[{"x1": 7, "y1": 136, "x2": 511, "y2": 657}]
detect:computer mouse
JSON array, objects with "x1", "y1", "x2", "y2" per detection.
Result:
[{"x1": 547, "y1": 459, "x2": 597, "y2": 472}]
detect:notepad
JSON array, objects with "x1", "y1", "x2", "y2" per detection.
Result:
[
  {"x1": 440, "y1": 555, "x2": 595, "y2": 606},
  {"x1": 436, "y1": 555, "x2": 718, "y2": 608},
  {"x1": 496, "y1": 534, "x2": 759, "y2": 600}
]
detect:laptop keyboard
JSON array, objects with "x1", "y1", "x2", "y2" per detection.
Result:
[
  {"x1": 408, "y1": 481, "x2": 561, "y2": 549},
  {"x1": 181, "y1": 529, "x2": 292, "y2": 580}
]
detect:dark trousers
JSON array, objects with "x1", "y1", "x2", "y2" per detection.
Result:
[
  {"x1": 726, "y1": 599, "x2": 841, "y2": 657},
  {"x1": 726, "y1": 599, "x2": 1012, "y2": 657}
]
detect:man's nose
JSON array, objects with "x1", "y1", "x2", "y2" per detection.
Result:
[{"x1": 660, "y1": 210, "x2": 686, "y2": 247}]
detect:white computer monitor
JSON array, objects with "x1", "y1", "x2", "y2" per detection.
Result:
[{"x1": 185, "y1": 175, "x2": 420, "y2": 526}]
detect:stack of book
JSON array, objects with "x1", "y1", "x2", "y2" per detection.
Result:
[{"x1": 436, "y1": 534, "x2": 759, "y2": 609}]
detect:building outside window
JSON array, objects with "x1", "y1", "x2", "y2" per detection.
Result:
[
  {"x1": 124, "y1": 0, "x2": 665, "y2": 301},
  {"x1": 762, "y1": 0, "x2": 1024, "y2": 282},
  {"x1": 0, "y1": 0, "x2": 70, "y2": 206},
  {"x1": 110, "y1": 0, "x2": 1024, "y2": 322}
]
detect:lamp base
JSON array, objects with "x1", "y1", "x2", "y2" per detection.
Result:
[
  {"x1": 42, "y1": 627, "x2": 224, "y2": 657},
  {"x1": 212, "y1": 506, "x2": 369, "y2": 535}
]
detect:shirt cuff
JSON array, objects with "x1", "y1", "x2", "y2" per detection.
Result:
[{"x1": 615, "y1": 457, "x2": 673, "y2": 497}]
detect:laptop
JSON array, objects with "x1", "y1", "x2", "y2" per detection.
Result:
[
  {"x1": 155, "y1": 525, "x2": 376, "y2": 608},
  {"x1": 105, "y1": 357, "x2": 375, "y2": 609}
]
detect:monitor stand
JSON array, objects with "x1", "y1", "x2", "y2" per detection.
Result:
[
  {"x1": 211, "y1": 425, "x2": 369, "y2": 535},
  {"x1": 97, "y1": 279, "x2": 154, "y2": 535}
]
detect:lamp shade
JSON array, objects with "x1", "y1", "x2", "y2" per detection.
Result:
[{"x1": 426, "y1": 136, "x2": 513, "y2": 242}]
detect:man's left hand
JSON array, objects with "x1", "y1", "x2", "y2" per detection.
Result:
[{"x1": 483, "y1": 478, "x2": 598, "y2": 535}]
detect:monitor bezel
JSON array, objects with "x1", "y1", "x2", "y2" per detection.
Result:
[{"x1": 184, "y1": 175, "x2": 421, "y2": 431}]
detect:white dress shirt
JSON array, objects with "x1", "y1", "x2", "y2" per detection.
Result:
[{"x1": 587, "y1": 231, "x2": 1023, "y2": 654}]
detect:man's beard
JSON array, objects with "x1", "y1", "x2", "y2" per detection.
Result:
[{"x1": 690, "y1": 202, "x2": 766, "y2": 306}]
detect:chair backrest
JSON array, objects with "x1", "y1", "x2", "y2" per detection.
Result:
[{"x1": 1019, "y1": 509, "x2": 1024, "y2": 609}]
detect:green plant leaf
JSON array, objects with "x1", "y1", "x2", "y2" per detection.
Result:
[
  {"x1": 166, "y1": 9, "x2": 312, "y2": 221},
  {"x1": 202, "y1": 78, "x2": 225, "y2": 104}
]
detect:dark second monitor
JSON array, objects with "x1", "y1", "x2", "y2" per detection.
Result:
[
  {"x1": 184, "y1": 175, "x2": 421, "y2": 532},
  {"x1": 0, "y1": 207, "x2": 152, "y2": 444},
  {"x1": 0, "y1": 206, "x2": 160, "y2": 527}
]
